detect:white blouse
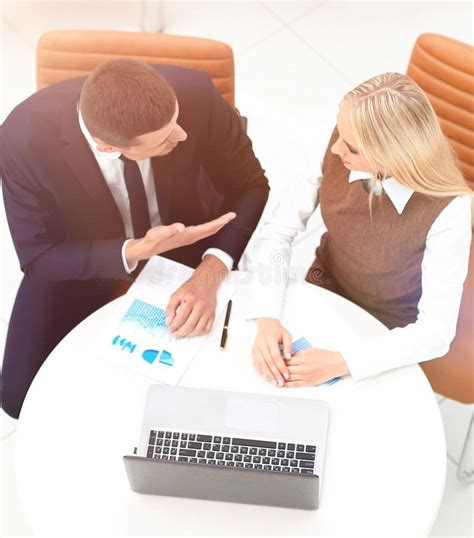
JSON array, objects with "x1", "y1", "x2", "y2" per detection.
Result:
[{"x1": 245, "y1": 171, "x2": 472, "y2": 380}]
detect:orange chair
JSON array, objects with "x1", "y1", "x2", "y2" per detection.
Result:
[
  {"x1": 36, "y1": 30, "x2": 235, "y2": 107},
  {"x1": 407, "y1": 33, "x2": 474, "y2": 481},
  {"x1": 407, "y1": 33, "x2": 474, "y2": 188}
]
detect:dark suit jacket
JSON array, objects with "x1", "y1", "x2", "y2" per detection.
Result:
[{"x1": 0, "y1": 65, "x2": 269, "y2": 281}]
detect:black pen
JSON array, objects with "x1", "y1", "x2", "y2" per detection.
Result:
[{"x1": 220, "y1": 300, "x2": 232, "y2": 350}]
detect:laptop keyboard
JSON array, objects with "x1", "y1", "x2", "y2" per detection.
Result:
[{"x1": 146, "y1": 429, "x2": 317, "y2": 475}]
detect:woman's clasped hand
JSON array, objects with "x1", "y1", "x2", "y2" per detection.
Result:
[{"x1": 252, "y1": 318, "x2": 349, "y2": 388}]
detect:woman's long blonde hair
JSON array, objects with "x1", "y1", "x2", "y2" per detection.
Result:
[{"x1": 341, "y1": 72, "x2": 473, "y2": 207}]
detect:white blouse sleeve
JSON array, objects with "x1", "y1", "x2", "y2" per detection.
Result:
[
  {"x1": 245, "y1": 176, "x2": 322, "y2": 319},
  {"x1": 340, "y1": 195, "x2": 472, "y2": 380}
]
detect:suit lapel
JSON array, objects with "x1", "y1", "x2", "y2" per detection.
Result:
[{"x1": 59, "y1": 96, "x2": 124, "y2": 233}]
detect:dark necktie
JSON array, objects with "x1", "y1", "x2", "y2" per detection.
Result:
[{"x1": 120, "y1": 155, "x2": 151, "y2": 238}]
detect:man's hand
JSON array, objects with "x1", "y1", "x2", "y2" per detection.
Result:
[
  {"x1": 283, "y1": 348, "x2": 349, "y2": 388},
  {"x1": 252, "y1": 318, "x2": 292, "y2": 387},
  {"x1": 165, "y1": 255, "x2": 228, "y2": 338},
  {"x1": 125, "y1": 212, "x2": 236, "y2": 267}
]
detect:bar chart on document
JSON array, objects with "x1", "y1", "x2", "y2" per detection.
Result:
[
  {"x1": 106, "y1": 296, "x2": 207, "y2": 385},
  {"x1": 103, "y1": 256, "x2": 238, "y2": 384},
  {"x1": 117, "y1": 299, "x2": 175, "y2": 364}
]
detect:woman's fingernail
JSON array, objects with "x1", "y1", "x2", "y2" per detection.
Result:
[
  {"x1": 283, "y1": 372, "x2": 290, "y2": 380},
  {"x1": 277, "y1": 379, "x2": 284, "y2": 387},
  {"x1": 271, "y1": 380, "x2": 277, "y2": 386},
  {"x1": 285, "y1": 352, "x2": 292, "y2": 359}
]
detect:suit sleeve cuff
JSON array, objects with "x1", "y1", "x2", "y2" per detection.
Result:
[
  {"x1": 202, "y1": 248, "x2": 234, "y2": 271},
  {"x1": 122, "y1": 239, "x2": 138, "y2": 274}
]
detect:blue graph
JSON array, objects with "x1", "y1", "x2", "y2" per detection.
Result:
[
  {"x1": 292, "y1": 337, "x2": 312, "y2": 354},
  {"x1": 113, "y1": 300, "x2": 176, "y2": 367},
  {"x1": 291, "y1": 337, "x2": 342, "y2": 386},
  {"x1": 121, "y1": 299, "x2": 171, "y2": 339},
  {"x1": 142, "y1": 349, "x2": 159, "y2": 364},
  {"x1": 141, "y1": 349, "x2": 175, "y2": 367},
  {"x1": 112, "y1": 335, "x2": 137, "y2": 353},
  {"x1": 159, "y1": 350, "x2": 174, "y2": 366}
]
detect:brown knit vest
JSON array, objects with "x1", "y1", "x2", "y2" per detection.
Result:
[{"x1": 306, "y1": 127, "x2": 454, "y2": 329}]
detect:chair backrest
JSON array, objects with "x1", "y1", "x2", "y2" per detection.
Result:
[
  {"x1": 36, "y1": 30, "x2": 235, "y2": 107},
  {"x1": 407, "y1": 33, "x2": 474, "y2": 188},
  {"x1": 407, "y1": 34, "x2": 474, "y2": 404}
]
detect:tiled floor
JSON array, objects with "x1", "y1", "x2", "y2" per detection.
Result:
[{"x1": 1, "y1": 1, "x2": 473, "y2": 536}]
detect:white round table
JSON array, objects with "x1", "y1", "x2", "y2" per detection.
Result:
[{"x1": 15, "y1": 277, "x2": 446, "y2": 536}]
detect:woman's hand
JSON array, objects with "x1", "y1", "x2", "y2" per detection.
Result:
[
  {"x1": 252, "y1": 318, "x2": 292, "y2": 387},
  {"x1": 283, "y1": 348, "x2": 350, "y2": 388}
]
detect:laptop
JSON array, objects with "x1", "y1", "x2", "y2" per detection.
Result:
[{"x1": 124, "y1": 384, "x2": 329, "y2": 510}]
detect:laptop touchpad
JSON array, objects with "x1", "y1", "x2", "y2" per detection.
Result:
[{"x1": 225, "y1": 397, "x2": 279, "y2": 434}]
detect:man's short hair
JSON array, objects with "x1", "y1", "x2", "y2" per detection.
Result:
[{"x1": 79, "y1": 58, "x2": 176, "y2": 147}]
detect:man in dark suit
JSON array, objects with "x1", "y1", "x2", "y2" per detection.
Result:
[{"x1": 0, "y1": 59, "x2": 269, "y2": 418}]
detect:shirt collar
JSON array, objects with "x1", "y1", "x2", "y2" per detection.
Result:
[
  {"x1": 77, "y1": 108, "x2": 122, "y2": 161},
  {"x1": 348, "y1": 169, "x2": 414, "y2": 214}
]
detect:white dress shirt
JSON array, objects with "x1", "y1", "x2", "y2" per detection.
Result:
[
  {"x1": 246, "y1": 170, "x2": 472, "y2": 380},
  {"x1": 78, "y1": 111, "x2": 234, "y2": 272}
]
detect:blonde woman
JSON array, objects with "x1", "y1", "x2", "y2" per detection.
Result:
[{"x1": 249, "y1": 72, "x2": 473, "y2": 388}]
